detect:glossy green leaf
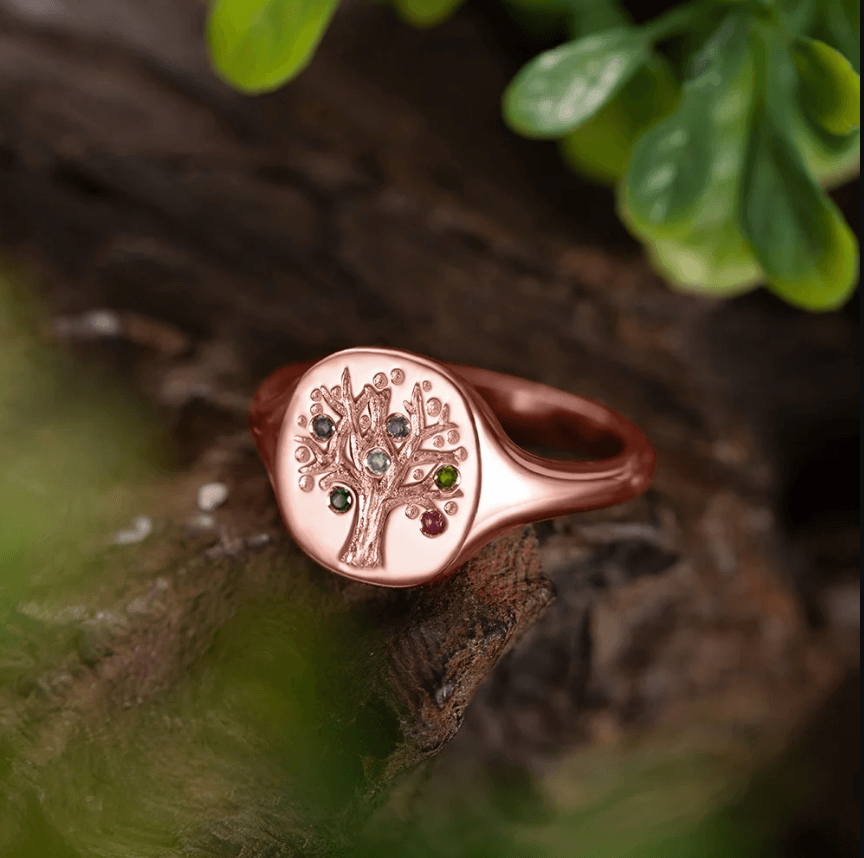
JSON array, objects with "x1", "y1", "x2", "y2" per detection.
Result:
[
  {"x1": 758, "y1": 23, "x2": 860, "y2": 187},
  {"x1": 503, "y1": 28, "x2": 651, "y2": 138},
  {"x1": 794, "y1": 118, "x2": 860, "y2": 188},
  {"x1": 207, "y1": 0, "x2": 340, "y2": 93},
  {"x1": 559, "y1": 56, "x2": 679, "y2": 185},
  {"x1": 619, "y1": 34, "x2": 763, "y2": 293},
  {"x1": 623, "y1": 15, "x2": 751, "y2": 238},
  {"x1": 393, "y1": 0, "x2": 465, "y2": 27},
  {"x1": 645, "y1": 222, "x2": 762, "y2": 294},
  {"x1": 618, "y1": 13, "x2": 859, "y2": 308},
  {"x1": 792, "y1": 37, "x2": 861, "y2": 136},
  {"x1": 685, "y1": 10, "x2": 752, "y2": 88},
  {"x1": 794, "y1": 90, "x2": 860, "y2": 189},
  {"x1": 622, "y1": 80, "x2": 716, "y2": 237},
  {"x1": 739, "y1": 111, "x2": 858, "y2": 310}
]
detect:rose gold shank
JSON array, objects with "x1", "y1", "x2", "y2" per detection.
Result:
[{"x1": 444, "y1": 364, "x2": 655, "y2": 571}]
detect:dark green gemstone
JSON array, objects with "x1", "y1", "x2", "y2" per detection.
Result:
[
  {"x1": 434, "y1": 465, "x2": 459, "y2": 490},
  {"x1": 312, "y1": 415, "x2": 335, "y2": 440},
  {"x1": 329, "y1": 487, "x2": 352, "y2": 513},
  {"x1": 386, "y1": 414, "x2": 410, "y2": 439}
]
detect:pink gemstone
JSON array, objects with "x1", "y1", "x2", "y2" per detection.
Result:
[{"x1": 420, "y1": 509, "x2": 446, "y2": 537}]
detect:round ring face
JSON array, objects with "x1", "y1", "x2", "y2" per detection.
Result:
[{"x1": 275, "y1": 349, "x2": 480, "y2": 586}]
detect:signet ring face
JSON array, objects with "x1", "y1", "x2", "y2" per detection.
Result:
[
  {"x1": 275, "y1": 350, "x2": 478, "y2": 587},
  {"x1": 251, "y1": 347, "x2": 656, "y2": 588}
]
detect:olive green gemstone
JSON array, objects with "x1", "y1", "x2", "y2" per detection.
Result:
[
  {"x1": 329, "y1": 487, "x2": 352, "y2": 513},
  {"x1": 434, "y1": 465, "x2": 459, "y2": 490}
]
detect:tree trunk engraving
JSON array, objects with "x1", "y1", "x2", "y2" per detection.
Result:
[
  {"x1": 294, "y1": 368, "x2": 468, "y2": 568},
  {"x1": 343, "y1": 487, "x2": 388, "y2": 567}
]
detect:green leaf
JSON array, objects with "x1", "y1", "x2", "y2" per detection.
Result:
[
  {"x1": 739, "y1": 111, "x2": 859, "y2": 310},
  {"x1": 622, "y1": 78, "x2": 717, "y2": 237},
  {"x1": 619, "y1": 27, "x2": 762, "y2": 293},
  {"x1": 757, "y1": 22, "x2": 860, "y2": 188},
  {"x1": 559, "y1": 56, "x2": 679, "y2": 185},
  {"x1": 623, "y1": 15, "x2": 751, "y2": 238},
  {"x1": 823, "y1": 0, "x2": 860, "y2": 73},
  {"x1": 617, "y1": 14, "x2": 858, "y2": 308},
  {"x1": 568, "y1": 0, "x2": 631, "y2": 38},
  {"x1": 686, "y1": 10, "x2": 752, "y2": 83},
  {"x1": 503, "y1": 28, "x2": 651, "y2": 138},
  {"x1": 207, "y1": 0, "x2": 340, "y2": 93},
  {"x1": 791, "y1": 37, "x2": 860, "y2": 136},
  {"x1": 393, "y1": 0, "x2": 466, "y2": 27},
  {"x1": 794, "y1": 118, "x2": 860, "y2": 188},
  {"x1": 793, "y1": 66, "x2": 860, "y2": 191},
  {"x1": 645, "y1": 222, "x2": 763, "y2": 294},
  {"x1": 777, "y1": 0, "x2": 817, "y2": 34}
]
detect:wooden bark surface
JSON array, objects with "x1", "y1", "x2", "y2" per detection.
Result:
[{"x1": 0, "y1": 0, "x2": 859, "y2": 853}]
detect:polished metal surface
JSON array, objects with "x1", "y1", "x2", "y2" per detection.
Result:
[{"x1": 250, "y1": 348, "x2": 655, "y2": 587}]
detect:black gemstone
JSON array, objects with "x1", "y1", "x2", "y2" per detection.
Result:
[
  {"x1": 329, "y1": 487, "x2": 352, "y2": 513},
  {"x1": 387, "y1": 414, "x2": 410, "y2": 439},
  {"x1": 312, "y1": 415, "x2": 335, "y2": 440}
]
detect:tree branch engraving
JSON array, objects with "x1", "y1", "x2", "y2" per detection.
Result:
[{"x1": 294, "y1": 368, "x2": 467, "y2": 568}]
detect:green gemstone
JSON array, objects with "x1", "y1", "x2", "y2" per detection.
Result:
[
  {"x1": 329, "y1": 487, "x2": 352, "y2": 513},
  {"x1": 434, "y1": 465, "x2": 459, "y2": 490}
]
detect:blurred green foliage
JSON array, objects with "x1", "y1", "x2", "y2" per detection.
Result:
[
  {"x1": 206, "y1": 0, "x2": 860, "y2": 311},
  {"x1": 0, "y1": 268, "x2": 394, "y2": 854},
  {"x1": 207, "y1": 0, "x2": 341, "y2": 92},
  {"x1": 0, "y1": 272, "x2": 165, "y2": 618}
]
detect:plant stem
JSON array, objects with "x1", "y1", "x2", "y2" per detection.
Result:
[{"x1": 644, "y1": 2, "x2": 707, "y2": 43}]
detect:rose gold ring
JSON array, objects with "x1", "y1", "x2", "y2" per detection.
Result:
[{"x1": 249, "y1": 347, "x2": 655, "y2": 588}]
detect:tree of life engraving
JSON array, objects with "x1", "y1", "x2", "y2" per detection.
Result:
[{"x1": 294, "y1": 368, "x2": 468, "y2": 568}]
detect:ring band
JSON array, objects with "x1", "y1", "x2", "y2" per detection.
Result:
[{"x1": 250, "y1": 348, "x2": 655, "y2": 587}]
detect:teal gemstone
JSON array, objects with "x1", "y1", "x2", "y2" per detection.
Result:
[{"x1": 366, "y1": 448, "x2": 391, "y2": 475}]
